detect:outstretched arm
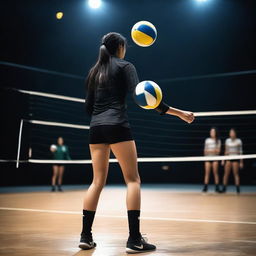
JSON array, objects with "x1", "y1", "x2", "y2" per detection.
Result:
[
  {"x1": 155, "y1": 102, "x2": 194, "y2": 124},
  {"x1": 123, "y1": 63, "x2": 194, "y2": 124},
  {"x1": 166, "y1": 106, "x2": 194, "y2": 123}
]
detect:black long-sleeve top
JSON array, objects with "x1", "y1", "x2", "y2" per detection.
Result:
[{"x1": 85, "y1": 56, "x2": 169, "y2": 128}]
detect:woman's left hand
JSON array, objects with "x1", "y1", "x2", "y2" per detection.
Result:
[
  {"x1": 240, "y1": 162, "x2": 244, "y2": 169},
  {"x1": 179, "y1": 111, "x2": 195, "y2": 124}
]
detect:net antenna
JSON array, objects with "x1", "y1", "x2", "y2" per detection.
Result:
[{"x1": 16, "y1": 119, "x2": 24, "y2": 168}]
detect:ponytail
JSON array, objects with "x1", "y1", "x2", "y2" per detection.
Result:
[
  {"x1": 99, "y1": 44, "x2": 110, "y2": 64},
  {"x1": 86, "y1": 32, "x2": 127, "y2": 89}
]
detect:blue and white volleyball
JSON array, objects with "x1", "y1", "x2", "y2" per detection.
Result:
[
  {"x1": 131, "y1": 21, "x2": 157, "y2": 47},
  {"x1": 134, "y1": 81, "x2": 162, "y2": 109}
]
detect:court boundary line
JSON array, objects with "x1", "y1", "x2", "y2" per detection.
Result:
[{"x1": 0, "y1": 207, "x2": 255, "y2": 225}]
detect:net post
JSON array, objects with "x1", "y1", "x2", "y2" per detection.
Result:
[{"x1": 16, "y1": 119, "x2": 24, "y2": 168}]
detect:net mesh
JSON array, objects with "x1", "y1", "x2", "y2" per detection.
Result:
[{"x1": 17, "y1": 90, "x2": 256, "y2": 162}]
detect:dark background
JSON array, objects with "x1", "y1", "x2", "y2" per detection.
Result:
[{"x1": 0, "y1": 0, "x2": 256, "y2": 186}]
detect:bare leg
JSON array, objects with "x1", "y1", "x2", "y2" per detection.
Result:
[
  {"x1": 223, "y1": 161, "x2": 231, "y2": 186},
  {"x1": 232, "y1": 162, "x2": 240, "y2": 186},
  {"x1": 204, "y1": 162, "x2": 211, "y2": 184},
  {"x1": 110, "y1": 140, "x2": 156, "y2": 252},
  {"x1": 80, "y1": 144, "x2": 110, "y2": 249},
  {"x1": 83, "y1": 144, "x2": 110, "y2": 211},
  {"x1": 212, "y1": 161, "x2": 219, "y2": 185},
  {"x1": 58, "y1": 166, "x2": 65, "y2": 186},
  {"x1": 51, "y1": 165, "x2": 58, "y2": 186},
  {"x1": 110, "y1": 140, "x2": 141, "y2": 210}
]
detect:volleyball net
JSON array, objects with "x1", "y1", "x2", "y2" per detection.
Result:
[
  {"x1": 1, "y1": 61, "x2": 256, "y2": 168},
  {"x1": 14, "y1": 89, "x2": 256, "y2": 168}
]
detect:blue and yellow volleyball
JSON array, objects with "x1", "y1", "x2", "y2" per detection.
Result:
[
  {"x1": 131, "y1": 21, "x2": 157, "y2": 47},
  {"x1": 134, "y1": 81, "x2": 162, "y2": 109}
]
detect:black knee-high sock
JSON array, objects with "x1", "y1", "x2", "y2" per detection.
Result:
[
  {"x1": 81, "y1": 210, "x2": 96, "y2": 236},
  {"x1": 128, "y1": 210, "x2": 141, "y2": 240}
]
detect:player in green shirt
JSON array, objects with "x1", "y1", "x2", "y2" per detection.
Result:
[{"x1": 50, "y1": 137, "x2": 71, "y2": 191}]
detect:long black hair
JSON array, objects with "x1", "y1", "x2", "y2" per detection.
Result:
[{"x1": 86, "y1": 32, "x2": 127, "y2": 88}]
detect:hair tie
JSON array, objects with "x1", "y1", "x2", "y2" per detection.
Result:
[{"x1": 101, "y1": 43, "x2": 111, "y2": 55}]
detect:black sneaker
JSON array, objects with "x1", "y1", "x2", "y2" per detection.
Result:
[
  {"x1": 51, "y1": 186, "x2": 56, "y2": 192},
  {"x1": 221, "y1": 186, "x2": 226, "y2": 193},
  {"x1": 126, "y1": 235, "x2": 156, "y2": 254},
  {"x1": 79, "y1": 234, "x2": 96, "y2": 250},
  {"x1": 215, "y1": 185, "x2": 221, "y2": 193},
  {"x1": 58, "y1": 186, "x2": 63, "y2": 192},
  {"x1": 202, "y1": 185, "x2": 208, "y2": 193},
  {"x1": 236, "y1": 186, "x2": 240, "y2": 194}
]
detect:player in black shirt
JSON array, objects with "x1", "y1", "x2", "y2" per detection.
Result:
[{"x1": 80, "y1": 32, "x2": 194, "y2": 253}]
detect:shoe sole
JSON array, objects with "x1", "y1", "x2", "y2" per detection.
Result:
[
  {"x1": 126, "y1": 247, "x2": 156, "y2": 254},
  {"x1": 79, "y1": 242, "x2": 96, "y2": 250}
]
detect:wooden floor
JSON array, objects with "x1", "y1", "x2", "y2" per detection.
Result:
[{"x1": 0, "y1": 186, "x2": 256, "y2": 256}]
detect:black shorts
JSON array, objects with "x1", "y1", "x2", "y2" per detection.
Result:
[
  {"x1": 89, "y1": 125, "x2": 133, "y2": 144},
  {"x1": 227, "y1": 160, "x2": 239, "y2": 163}
]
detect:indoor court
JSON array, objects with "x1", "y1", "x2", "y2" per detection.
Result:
[
  {"x1": 1, "y1": 0, "x2": 256, "y2": 256},
  {"x1": 0, "y1": 185, "x2": 256, "y2": 256}
]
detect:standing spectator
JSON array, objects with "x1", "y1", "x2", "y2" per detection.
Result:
[
  {"x1": 222, "y1": 128, "x2": 243, "y2": 194},
  {"x1": 202, "y1": 127, "x2": 221, "y2": 193},
  {"x1": 50, "y1": 137, "x2": 71, "y2": 192}
]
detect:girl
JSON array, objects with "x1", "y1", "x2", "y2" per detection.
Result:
[
  {"x1": 202, "y1": 127, "x2": 221, "y2": 193},
  {"x1": 222, "y1": 128, "x2": 243, "y2": 194},
  {"x1": 80, "y1": 32, "x2": 194, "y2": 253},
  {"x1": 50, "y1": 137, "x2": 71, "y2": 191}
]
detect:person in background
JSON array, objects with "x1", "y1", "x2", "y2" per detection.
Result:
[
  {"x1": 221, "y1": 128, "x2": 243, "y2": 194},
  {"x1": 50, "y1": 137, "x2": 71, "y2": 192},
  {"x1": 202, "y1": 127, "x2": 221, "y2": 193}
]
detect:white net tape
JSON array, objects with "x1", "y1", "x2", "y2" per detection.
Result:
[
  {"x1": 27, "y1": 154, "x2": 256, "y2": 164},
  {"x1": 17, "y1": 89, "x2": 256, "y2": 117},
  {"x1": 29, "y1": 120, "x2": 90, "y2": 130}
]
